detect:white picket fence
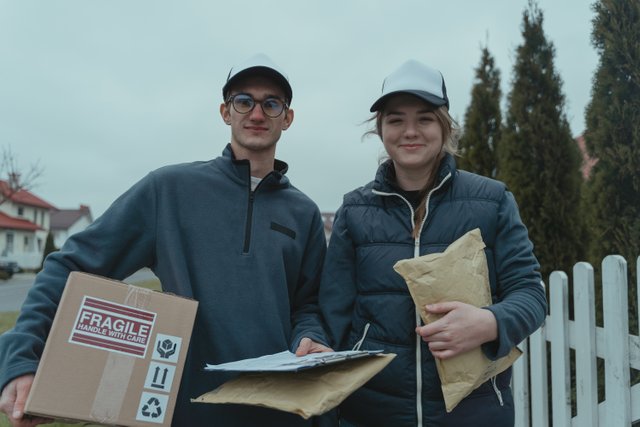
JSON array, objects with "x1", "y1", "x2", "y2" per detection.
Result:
[{"x1": 512, "y1": 255, "x2": 640, "y2": 426}]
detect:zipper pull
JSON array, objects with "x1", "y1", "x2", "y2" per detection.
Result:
[
  {"x1": 491, "y1": 376, "x2": 504, "y2": 406},
  {"x1": 352, "y1": 323, "x2": 371, "y2": 351}
]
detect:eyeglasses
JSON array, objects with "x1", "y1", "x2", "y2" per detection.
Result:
[{"x1": 226, "y1": 93, "x2": 288, "y2": 118}]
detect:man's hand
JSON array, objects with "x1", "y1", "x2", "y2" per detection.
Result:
[
  {"x1": 415, "y1": 301, "x2": 498, "y2": 360},
  {"x1": 0, "y1": 374, "x2": 52, "y2": 427},
  {"x1": 295, "y1": 337, "x2": 333, "y2": 356}
]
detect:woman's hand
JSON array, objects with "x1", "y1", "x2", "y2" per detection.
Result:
[{"x1": 415, "y1": 301, "x2": 498, "y2": 359}]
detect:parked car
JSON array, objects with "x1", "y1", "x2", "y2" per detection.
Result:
[{"x1": 0, "y1": 258, "x2": 19, "y2": 280}]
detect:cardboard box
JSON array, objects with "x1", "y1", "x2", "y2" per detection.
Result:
[{"x1": 25, "y1": 272, "x2": 198, "y2": 426}]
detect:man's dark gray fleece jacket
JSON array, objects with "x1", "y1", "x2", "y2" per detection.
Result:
[{"x1": 0, "y1": 144, "x2": 328, "y2": 426}]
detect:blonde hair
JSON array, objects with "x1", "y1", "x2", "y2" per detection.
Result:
[{"x1": 363, "y1": 99, "x2": 460, "y2": 238}]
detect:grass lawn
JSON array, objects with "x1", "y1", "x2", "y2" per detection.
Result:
[
  {"x1": 0, "y1": 312, "x2": 18, "y2": 335},
  {"x1": 131, "y1": 278, "x2": 162, "y2": 292},
  {"x1": 0, "y1": 278, "x2": 162, "y2": 427}
]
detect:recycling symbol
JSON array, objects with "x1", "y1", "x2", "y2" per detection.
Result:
[{"x1": 141, "y1": 397, "x2": 163, "y2": 419}]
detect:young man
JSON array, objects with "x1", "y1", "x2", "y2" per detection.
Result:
[{"x1": 0, "y1": 54, "x2": 331, "y2": 426}]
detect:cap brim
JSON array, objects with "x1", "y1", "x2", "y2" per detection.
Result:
[
  {"x1": 370, "y1": 90, "x2": 448, "y2": 112},
  {"x1": 223, "y1": 66, "x2": 293, "y2": 102}
]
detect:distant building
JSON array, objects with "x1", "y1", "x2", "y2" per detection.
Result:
[
  {"x1": 321, "y1": 212, "x2": 335, "y2": 243},
  {"x1": 0, "y1": 180, "x2": 57, "y2": 270},
  {"x1": 50, "y1": 205, "x2": 93, "y2": 249}
]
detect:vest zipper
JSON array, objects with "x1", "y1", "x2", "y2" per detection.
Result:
[
  {"x1": 373, "y1": 171, "x2": 451, "y2": 427},
  {"x1": 413, "y1": 237, "x2": 423, "y2": 427}
]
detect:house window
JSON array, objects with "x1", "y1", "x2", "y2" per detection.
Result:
[
  {"x1": 6, "y1": 233, "x2": 14, "y2": 253},
  {"x1": 37, "y1": 237, "x2": 43, "y2": 252},
  {"x1": 24, "y1": 236, "x2": 30, "y2": 251},
  {"x1": 17, "y1": 207, "x2": 24, "y2": 217},
  {"x1": 41, "y1": 210, "x2": 45, "y2": 226}
]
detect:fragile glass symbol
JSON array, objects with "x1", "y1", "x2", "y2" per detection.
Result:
[{"x1": 157, "y1": 339, "x2": 177, "y2": 358}]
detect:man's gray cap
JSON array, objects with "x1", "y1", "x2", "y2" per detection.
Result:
[
  {"x1": 370, "y1": 59, "x2": 449, "y2": 112},
  {"x1": 222, "y1": 53, "x2": 292, "y2": 103}
]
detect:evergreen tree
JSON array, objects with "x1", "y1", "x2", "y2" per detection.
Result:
[
  {"x1": 458, "y1": 46, "x2": 502, "y2": 177},
  {"x1": 583, "y1": 0, "x2": 639, "y2": 350},
  {"x1": 583, "y1": 0, "x2": 640, "y2": 270},
  {"x1": 38, "y1": 232, "x2": 58, "y2": 272},
  {"x1": 497, "y1": 1, "x2": 583, "y2": 281}
]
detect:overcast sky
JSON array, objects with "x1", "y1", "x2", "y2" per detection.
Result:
[{"x1": 3, "y1": 0, "x2": 598, "y2": 218}]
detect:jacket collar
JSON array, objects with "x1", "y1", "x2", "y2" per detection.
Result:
[
  {"x1": 218, "y1": 143, "x2": 290, "y2": 189},
  {"x1": 373, "y1": 153, "x2": 456, "y2": 194}
]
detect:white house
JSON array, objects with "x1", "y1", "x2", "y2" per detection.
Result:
[
  {"x1": 50, "y1": 205, "x2": 93, "y2": 249},
  {"x1": 0, "y1": 180, "x2": 57, "y2": 270}
]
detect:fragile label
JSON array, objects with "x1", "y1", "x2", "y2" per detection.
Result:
[{"x1": 69, "y1": 296, "x2": 156, "y2": 357}]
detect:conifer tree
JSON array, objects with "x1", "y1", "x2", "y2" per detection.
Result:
[
  {"x1": 583, "y1": 0, "x2": 640, "y2": 270},
  {"x1": 458, "y1": 46, "x2": 501, "y2": 177},
  {"x1": 583, "y1": 0, "x2": 639, "y2": 348},
  {"x1": 497, "y1": 1, "x2": 583, "y2": 281},
  {"x1": 38, "y1": 232, "x2": 58, "y2": 272}
]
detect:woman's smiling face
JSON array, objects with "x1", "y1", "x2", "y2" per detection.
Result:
[{"x1": 380, "y1": 94, "x2": 444, "y2": 181}]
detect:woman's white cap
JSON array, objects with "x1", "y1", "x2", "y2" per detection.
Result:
[
  {"x1": 222, "y1": 53, "x2": 292, "y2": 103},
  {"x1": 370, "y1": 60, "x2": 449, "y2": 112}
]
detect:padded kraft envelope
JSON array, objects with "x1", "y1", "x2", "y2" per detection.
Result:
[
  {"x1": 393, "y1": 228, "x2": 521, "y2": 412},
  {"x1": 192, "y1": 353, "x2": 396, "y2": 419}
]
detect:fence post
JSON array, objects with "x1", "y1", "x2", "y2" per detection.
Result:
[
  {"x1": 513, "y1": 338, "x2": 529, "y2": 427},
  {"x1": 530, "y1": 324, "x2": 548, "y2": 427},
  {"x1": 550, "y1": 271, "x2": 571, "y2": 426},
  {"x1": 635, "y1": 256, "x2": 640, "y2": 422},
  {"x1": 573, "y1": 262, "x2": 597, "y2": 427},
  {"x1": 602, "y1": 255, "x2": 630, "y2": 425}
]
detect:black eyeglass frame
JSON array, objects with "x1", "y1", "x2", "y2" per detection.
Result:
[{"x1": 226, "y1": 93, "x2": 289, "y2": 118}]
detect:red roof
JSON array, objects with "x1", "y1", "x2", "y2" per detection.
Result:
[
  {"x1": 51, "y1": 205, "x2": 93, "y2": 230},
  {"x1": 0, "y1": 211, "x2": 41, "y2": 231},
  {"x1": 0, "y1": 180, "x2": 56, "y2": 210}
]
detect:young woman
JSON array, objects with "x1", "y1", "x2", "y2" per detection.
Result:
[{"x1": 320, "y1": 60, "x2": 547, "y2": 426}]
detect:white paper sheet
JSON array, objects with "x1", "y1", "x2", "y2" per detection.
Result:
[{"x1": 204, "y1": 350, "x2": 384, "y2": 372}]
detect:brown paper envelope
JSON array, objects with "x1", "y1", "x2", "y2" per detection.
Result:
[
  {"x1": 393, "y1": 228, "x2": 521, "y2": 412},
  {"x1": 192, "y1": 353, "x2": 396, "y2": 419}
]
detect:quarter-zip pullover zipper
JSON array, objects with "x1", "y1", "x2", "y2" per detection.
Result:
[
  {"x1": 243, "y1": 173, "x2": 270, "y2": 254},
  {"x1": 243, "y1": 190, "x2": 255, "y2": 254},
  {"x1": 372, "y1": 171, "x2": 451, "y2": 427}
]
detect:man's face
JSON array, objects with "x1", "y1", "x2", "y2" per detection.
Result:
[{"x1": 220, "y1": 76, "x2": 294, "y2": 157}]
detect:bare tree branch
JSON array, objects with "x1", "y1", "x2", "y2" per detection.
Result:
[{"x1": 0, "y1": 146, "x2": 45, "y2": 206}]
